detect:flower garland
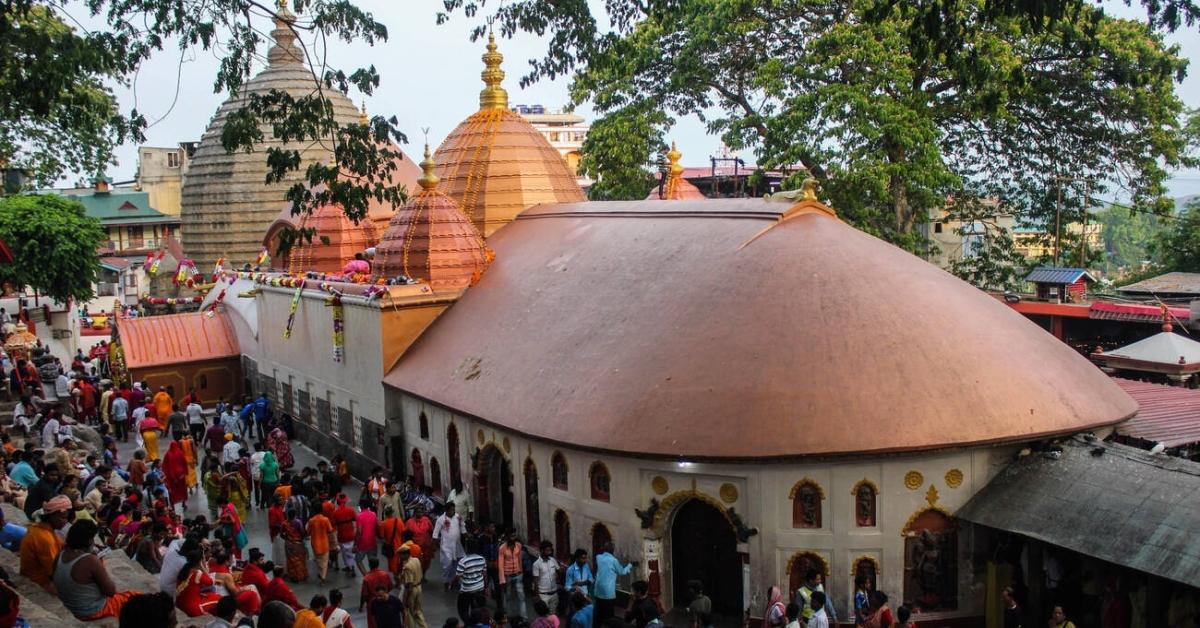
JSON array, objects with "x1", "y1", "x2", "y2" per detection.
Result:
[
  {"x1": 140, "y1": 294, "x2": 204, "y2": 305},
  {"x1": 205, "y1": 277, "x2": 234, "y2": 312},
  {"x1": 327, "y1": 294, "x2": 344, "y2": 362},
  {"x1": 174, "y1": 259, "x2": 199, "y2": 286},
  {"x1": 256, "y1": 247, "x2": 271, "y2": 267},
  {"x1": 145, "y1": 250, "x2": 166, "y2": 275},
  {"x1": 283, "y1": 279, "x2": 305, "y2": 339}
]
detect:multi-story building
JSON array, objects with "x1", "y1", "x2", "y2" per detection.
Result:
[
  {"x1": 136, "y1": 143, "x2": 196, "y2": 216},
  {"x1": 927, "y1": 202, "x2": 1102, "y2": 268},
  {"x1": 513, "y1": 104, "x2": 592, "y2": 187}
]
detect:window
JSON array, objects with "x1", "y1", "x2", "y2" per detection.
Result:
[
  {"x1": 418, "y1": 411, "x2": 429, "y2": 439},
  {"x1": 447, "y1": 424, "x2": 462, "y2": 490},
  {"x1": 852, "y1": 480, "x2": 878, "y2": 527},
  {"x1": 789, "y1": 479, "x2": 824, "y2": 529},
  {"x1": 589, "y1": 462, "x2": 610, "y2": 502},
  {"x1": 853, "y1": 557, "x2": 879, "y2": 594},
  {"x1": 524, "y1": 459, "x2": 541, "y2": 542},
  {"x1": 127, "y1": 226, "x2": 144, "y2": 249},
  {"x1": 410, "y1": 448, "x2": 425, "y2": 488},
  {"x1": 549, "y1": 132, "x2": 561, "y2": 142},
  {"x1": 786, "y1": 551, "x2": 829, "y2": 596},
  {"x1": 430, "y1": 457, "x2": 442, "y2": 495},
  {"x1": 551, "y1": 452, "x2": 569, "y2": 490},
  {"x1": 554, "y1": 510, "x2": 571, "y2": 560},
  {"x1": 198, "y1": 374, "x2": 208, "y2": 389},
  {"x1": 167, "y1": 151, "x2": 181, "y2": 168},
  {"x1": 904, "y1": 510, "x2": 958, "y2": 611},
  {"x1": 934, "y1": 222, "x2": 943, "y2": 233},
  {"x1": 591, "y1": 522, "x2": 612, "y2": 561}
]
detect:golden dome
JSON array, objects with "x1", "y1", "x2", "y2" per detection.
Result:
[
  {"x1": 433, "y1": 32, "x2": 585, "y2": 237},
  {"x1": 646, "y1": 142, "x2": 706, "y2": 200},
  {"x1": 181, "y1": 4, "x2": 418, "y2": 270},
  {"x1": 376, "y1": 145, "x2": 492, "y2": 291}
]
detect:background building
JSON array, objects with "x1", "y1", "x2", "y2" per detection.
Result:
[
  {"x1": 514, "y1": 104, "x2": 591, "y2": 187},
  {"x1": 136, "y1": 143, "x2": 196, "y2": 216}
]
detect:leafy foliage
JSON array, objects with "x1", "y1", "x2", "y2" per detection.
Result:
[
  {"x1": 577, "y1": 102, "x2": 667, "y2": 200},
  {"x1": 1155, "y1": 201, "x2": 1200, "y2": 272},
  {"x1": 0, "y1": 194, "x2": 105, "y2": 303},
  {"x1": 1094, "y1": 204, "x2": 1169, "y2": 270},
  {"x1": 0, "y1": 0, "x2": 406, "y2": 238},
  {"x1": 441, "y1": 0, "x2": 1193, "y2": 286}
]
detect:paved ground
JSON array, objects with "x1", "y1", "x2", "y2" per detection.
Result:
[{"x1": 114, "y1": 433, "x2": 467, "y2": 627}]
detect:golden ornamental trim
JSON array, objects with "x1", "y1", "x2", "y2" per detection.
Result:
[
  {"x1": 903, "y1": 471, "x2": 924, "y2": 491},
  {"x1": 849, "y1": 478, "x2": 880, "y2": 497},
  {"x1": 850, "y1": 555, "x2": 881, "y2": 578},
  {"x1": 785, "y1": 550, "x2": 830, "y2": 581},
  {"x1": 719, "y1": 483, "x2": 739, "y2": 504},
  {"x1": 944, "y1": 468, "x2": 964, "y2": 489},
  {"x1": 787, "y1": 477, "x2": 826, "y2": 501},
  {"x1": 901, "y1": 505, "x2": 955, "y2": 536},
  {"x1": 650, "y1": 490, "x2": 732, "y2": 535},
  {"x1": 650, "y1": 476, "x2": 669, "y2": 496},
  {"x1": 925, "y1": 485, "x2": 939, "y2": 507}
]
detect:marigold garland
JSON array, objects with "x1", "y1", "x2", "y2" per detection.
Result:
[{"x1": 283, "y1": 280, "x2": 305, "y2": 339}]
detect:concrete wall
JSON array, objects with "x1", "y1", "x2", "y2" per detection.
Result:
[
  {"x1": 247, "y1": 286, "x2": 388, "y2": 476},
  {"x1": 391, "y1": 388, "x2": 1013, "y2": 623}
]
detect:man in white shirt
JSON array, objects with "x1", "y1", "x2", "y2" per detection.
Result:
[
  {"x1": 807, "y1": 592, "x2": 829, "y2": 628},
  {"x1": 54, "y1": 369, "x2": 70, "y2": 399},
  {"x1": 41, "y1": 413, "x2": 60, "y2": 448},
  {"x1": 431, "y1": 502, "x2": 466, "y2": 585},
  {"x1": 186, "y1": 400, "x2": 206, "y2": 442},
  {"x1": 249, "y1": 443, "x2": 266, "y2": 508},
  {"x1": 531, "y1": 540, "x2": 562, "y2": 612},
  {"x1": 158, "y1": 537, "x2": 194, "y2": 596},
  {"x1": 221, "y1": 433, "x2": 241, "y2": 465}
]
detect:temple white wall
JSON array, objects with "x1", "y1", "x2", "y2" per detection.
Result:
[{"x1": 391, "y1": 389, "x2": 1018, "y2": 622}]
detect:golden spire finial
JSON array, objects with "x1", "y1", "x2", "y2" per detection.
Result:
[
  {"x1": 418, "y1": 130, "x2": 439, "y2": 191},
  {"x1": 801, "y1": 178, "x2": 819, "y2": 201},
  {"x1": 667, "y1": 141, "x2": 684, "y2": 177},
  {"x1": 278, "y1": 0, "x2": 287, "y2": 10},
  {"x1": 359, "y1": 101, "x2": 368, "y2": 125},
  {"x1": 479, "y1": 30, "x2": 509, "y2": 110}
]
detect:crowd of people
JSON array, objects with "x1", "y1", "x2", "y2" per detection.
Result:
[{"x1": 0, "y1": 344, "x2": 1089, "y2": 628}]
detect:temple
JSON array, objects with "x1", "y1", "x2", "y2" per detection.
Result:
[{"x1": 109, "y1": 25, "x2": 1198, "y2": 626}]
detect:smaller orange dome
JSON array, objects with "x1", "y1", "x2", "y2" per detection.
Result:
[
  {"x1": 285, "y1": 196, "x2": 384, "y2": 275},
  {"x1": 376, "y1": 145, "x2": 491, "y2": 291},
  {"x1": 645, "y1": 142, "x2": 707, "y2": 200}
]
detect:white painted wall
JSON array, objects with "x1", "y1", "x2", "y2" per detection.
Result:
[{"x1": 392, "y1": 389, "x2": 1013, "y2": 622}]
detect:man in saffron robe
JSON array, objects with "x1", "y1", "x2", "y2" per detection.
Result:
[{"x1": 153, "y1": 387, "x2": 173, "y2": 431}]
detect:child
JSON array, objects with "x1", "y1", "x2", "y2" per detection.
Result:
[
  {"x1": 128, "y1": 451, "x2": 148, "y2": 489},
  {"x1": 61, "y1": 474, "x2": 82, "y2": 504}
]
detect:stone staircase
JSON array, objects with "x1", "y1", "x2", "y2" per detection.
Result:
[{"x1": 0, "y1": 505, "x2": 199, "y2": 627}]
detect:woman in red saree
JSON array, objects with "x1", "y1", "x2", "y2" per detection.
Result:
[
  {"x1": 162, "y1": 440, "x2": 188, "y2": 510},
  {"x1": 176, "y1": 552, "x2": 223, "y2": 617},
  {"x1": 266, "y1": 426, "x2": 294, "y2": 469},
  {"x1": 219, "y1": 500, "x2": 249, "y2": 560}
]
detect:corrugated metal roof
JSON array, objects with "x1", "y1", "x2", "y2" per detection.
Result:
[
  {"x1": 1024, "y1": 266, "x2": 1095, "y2": 284},
  {"x1": 117, "y1": 311, "x2": 240, "y2": 369},
  {"x1": 1114, "y1": 378, "x2": 1200, "y2": 447},
  {"x1": 956, "y1": 437, "x2": 1200, "y2": 588},
  {"x1": 1088, "y1": 301, "x2": 1190, "y2": 324},
  {"x1": 1117, "y1": 272, "x2": 1200, "y2": 296}
]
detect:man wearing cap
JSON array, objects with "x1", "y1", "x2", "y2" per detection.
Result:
[
  {"x1": 222, "y1": 432, "x2": 241, "y2": 466},
  {"x1": 332, "y1": 493, "x2": 359, "y2": 575},
  {"x1": 398, "y1": 544, "x2": 427, "y2": 628},
  {"x1": 19, "y1": 494, "x2": 70, "y2": 592}
]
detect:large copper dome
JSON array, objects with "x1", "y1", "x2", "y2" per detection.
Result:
[
  {"x1": 433, "y1": 33, "x2": 584, "y2": 237},
  {"x1": 377, "y1": 146, "x2": 490, "y2": 291},
  {"x1": 386, "y1": 195, "x2": 1138, "y2": 459},
  {"x1": 180, "y1": 8, "x2": 412, "y2": 270}
]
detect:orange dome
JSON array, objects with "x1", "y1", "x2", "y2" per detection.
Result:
[
  {"x1": 434, "y1": 33, "x2": 584, "y2": 237},
  {"x1": 285, "y1": 198, "x2": 382, "y2": 275},
  {"x1": 376, "y1": 145, "x2": 491, "y2": 291},
  {"x1": 646, "y1": 143, "x2": 707, "y2": 200}
]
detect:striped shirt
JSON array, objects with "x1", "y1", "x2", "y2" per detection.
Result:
[{"x1": 456, "y1": 554, "x2": 487, "y2": 593}]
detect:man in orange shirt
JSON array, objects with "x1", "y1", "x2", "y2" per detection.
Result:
[
  {"x1": 498, "y1": 531, "x2": 526, "y2": 617},
  {"x1": 378, "y1": 506, "x2": 405, "y2": 576},
  {"x1": 19, "y1": 495, "x2": 70, "y2": 592},
  {"x1": 331, "y1": 494, "x2": 358, "y2": 575},
  {"x1": 307, "y1": 507, "x2": 335, "y2": 584}
]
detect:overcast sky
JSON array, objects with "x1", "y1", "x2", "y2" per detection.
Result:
[{"x1": 88, "y1": 0, "x2": 1200, "y2": 199}]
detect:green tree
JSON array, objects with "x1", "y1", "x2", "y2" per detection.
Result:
[
  {"x1": 1156, "y1": 202, "x2": 1200, "y2": 271},
  {"x1": 0, "y1": 0, "x2": 405, "y2": 229},
  {"x1": 578, "y1": 102, "x2": 667, "y2": 200},
  {"x1": 1094, "y1": 204, "x2": 1168, "y2": 270},
  {"x1": 441, "y1": 0, "x2": 1192, "y2": 266},
  {"x1": 0, "y1": 194, "x2": 105, "y2": 303}
]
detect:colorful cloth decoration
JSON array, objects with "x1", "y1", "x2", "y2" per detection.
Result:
[
  {"x1": 175, "y1": 259, "x2": 198, "y2": 286},
  {"x1": 328, "y1": 294, "x2": 344, "y2": 362},
  {"x1": 146, "y1": 250, "x2": 166, "y2": 275},
  {"x1": 256, "y1": 247, "x2": 271, "y2": 267},
  {"x1": 283, "y1": 280, "x2": 305, "y2": 339}
]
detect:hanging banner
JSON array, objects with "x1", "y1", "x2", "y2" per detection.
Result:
[
  {"x1": 283, "y1": 279, "x2": 305, "y2": 339},
  {"x1": 328, "y1": 294, "x2": 344, "y2": 362}
]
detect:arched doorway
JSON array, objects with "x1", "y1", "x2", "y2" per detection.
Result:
[
  {"x1": 524, "y1": 458, "x2": 541, "y2": 542},
  {"x1": 554, "y1": 510, "x2": 571, "y2": 560},
  {"x1": 904, "y1": 509, "x2": 958, "y2": 611},
  {"x1": 591, "y1": 522, "x2": 612, "y2": 561},
  {"x1": 475, "y1": 445, "x2": 514, "y2": 530},
  {"x1": 670, "y1": 499, "x2": 742, "y2": 618},
  {"x1": 410, "y1": 448, "x2": 425, "y2": 488},
  {"x1": 447, "y1": 424, "x2": 462, "y2": 489}
]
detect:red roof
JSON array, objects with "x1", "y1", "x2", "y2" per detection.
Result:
[
  {"x1": 118, "y1": 311, "x2": 240, "y2": 369},
  {"x1": 1089, "y1": 301, "x2": 1189, "y2": 323},
  {"x1": 1114, "y1": 378, "x2": 1200, "y2": 447},
  {"x1": 385, "y1": 198, "x2": 1136, "y2": 459}
]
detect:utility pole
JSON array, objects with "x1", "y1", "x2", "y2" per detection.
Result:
[
  {"x1": 1079, "y1": 178, "x2": 1092, "y2": 267},
  {"x1": 1053, "y1": 177, "x2": 1095, "y2": 267},
  {"x1": 1054, "y1": 182, "x2": 1063, "y2": 266}
]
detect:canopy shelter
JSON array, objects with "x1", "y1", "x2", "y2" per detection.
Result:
[{"x1": 956, "y1": 436, "x2": 1200, "y2": 589}]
